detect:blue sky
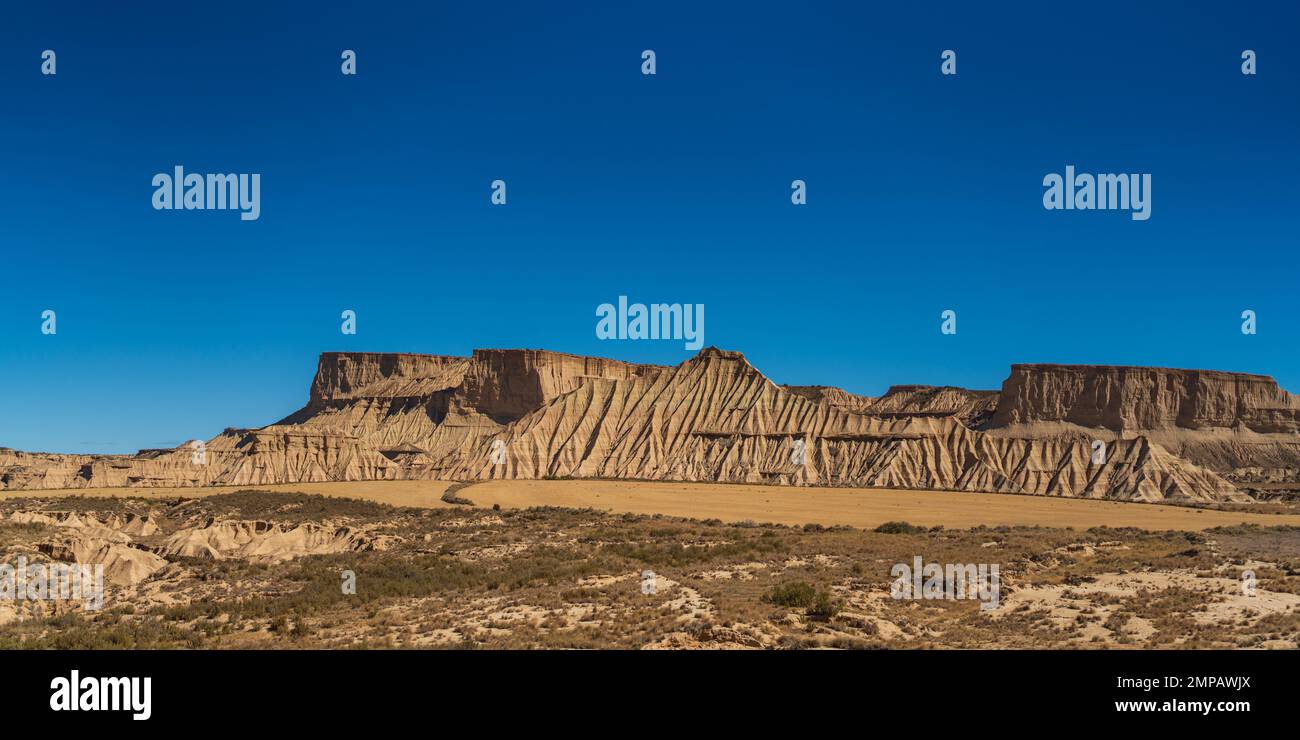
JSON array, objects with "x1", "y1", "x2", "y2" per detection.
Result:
[{"x1": 1, "y1": 1, "x2": 1296, "y2": 453}]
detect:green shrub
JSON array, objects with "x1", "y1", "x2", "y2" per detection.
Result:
[
  {"x1": 806, "y1": 590, "x2": 841, "y2": 620},
  {"x1": 874, "y1": 521, "x2": 925, "y2": 534},
  {"x1": 763, "y1": 581, "x2": 816, "y2": 608},
  {"x1": 765, "y1": 582, "x2": 840, "y2": 619}
]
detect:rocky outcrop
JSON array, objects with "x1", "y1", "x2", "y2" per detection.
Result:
[
  {"x1": 39, "y1": 537, "x2": 168, "y2": 587},
  {"x1": 308, "y1": 352, "x2": 469, "y2": 404},
  {"x1": 5, "y1": 348, "x2": 1298, "y2": 503},
  {"x1": 989, "y1": 364, "x2": 1300, "y2": 433},
  {"x1": 156, "y1": 518, "x2": 389, "y2": 562},
  {"x1": 10, "y1": 509, "x2": 170, "y2": 587},
  {"x1": 459, "y1": 348, "x2": 665, "y2": 424},
  {"x1": 783, "y1": 384, "x2": 996, "y2": 425},
  {"x1": 985, "y1": 364, "x2": 1300, "y2": 490},
  {"x1": 8, "y1": 510, "x2": 157, "y2": 541}
]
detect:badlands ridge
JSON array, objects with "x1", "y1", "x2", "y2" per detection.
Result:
[{"x1": 4, "y1": 347, "x2": 1300, "y2": 503}]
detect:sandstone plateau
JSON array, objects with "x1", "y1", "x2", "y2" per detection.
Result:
[{"x1": 4, "y1": 347, "x2": 1300, "y2": 503}]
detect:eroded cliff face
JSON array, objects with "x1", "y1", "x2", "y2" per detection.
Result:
[
  {"x1": 783, "y1": 384, "x2": 996, "y2": 425},
  {"x1": 458, "y1": 348, "x2": 665, "y2": 424},
  {"x1": 308, "y1": 352, "x2": 469, "y2": 404},
  {"x1": 983, "y1": 364, "x2": 1300, "y2": 492},
  {"x1": 989, "y1": 364, "x2": 1300, "y2": 433},
  {"x1": 4, "y1": 349, "x2": 1296, "y2": 503}
]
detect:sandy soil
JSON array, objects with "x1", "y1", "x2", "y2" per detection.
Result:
[
  {"x1": 17, "y1": 479, "x2": 1295, "y2": 531},
  {"x1": 460, "y1": 480, "x2": 1298, "y2": 531}
]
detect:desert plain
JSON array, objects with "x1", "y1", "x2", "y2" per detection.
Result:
[{"x1": 1, "y1": 479, "x2": 1296, "y2": 650}]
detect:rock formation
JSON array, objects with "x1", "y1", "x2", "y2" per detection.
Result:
[
  {"x1": 39, "y1": 537, "x2": 168, "y2": 587},
  {"x1": 990, "y1": 364, "x2": 1300, "y2": 432},
  {"x1": 156, "y1": 518, "x2": 386, "y2": 563},
  {"x1": 4, "y1": 347, "x2": 1299, "y2": 503}
]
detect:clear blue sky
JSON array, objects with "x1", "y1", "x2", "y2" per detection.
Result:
[{"x1": 1, "y1": 1, "x2": 1296, "y2": 453}]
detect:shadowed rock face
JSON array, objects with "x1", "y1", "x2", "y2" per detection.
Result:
[
  {"x1": 3, "y1": 348, "x2": 1297, "y2": 503},
  {"x1": 457, "y1": 348, "x2": 664, "y2": 424}
]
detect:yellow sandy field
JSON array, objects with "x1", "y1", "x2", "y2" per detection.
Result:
[{"x1": 9, "y1": 479, "x2": 1298, "y2": 531}]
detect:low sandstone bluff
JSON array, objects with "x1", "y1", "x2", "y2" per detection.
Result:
[{"x1": 4, "y1": 347, "x2": 1300, "y2": 503}]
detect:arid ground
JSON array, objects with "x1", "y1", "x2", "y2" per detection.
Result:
[
  {"x1": 1, "y1": 480, "x2": 1297, "y2": 649},
  {"x1": 18, "y1": 480, "x2": 1299, "y2": 529}
]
